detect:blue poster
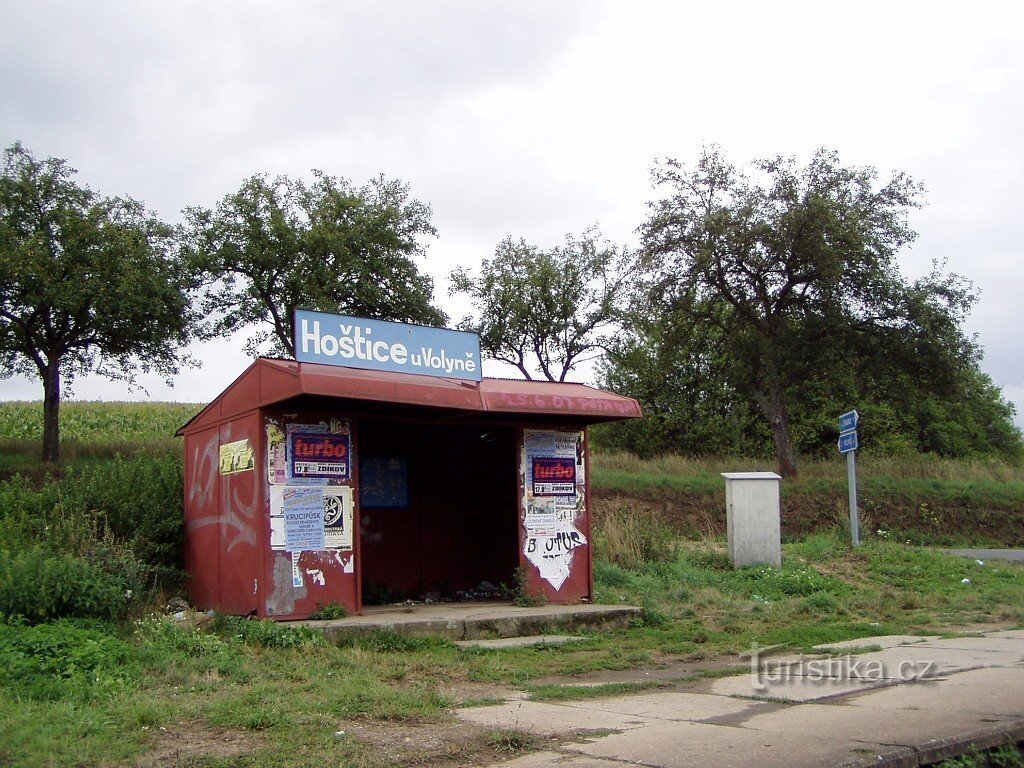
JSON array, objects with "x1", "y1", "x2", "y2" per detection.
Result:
[
  {"x1": 290, "y1": 431, "x2": 351, "y2": 480},
  {"x1": 359, "y1": 457, "x2": 409, "y2": 508},
  {"x1": 283, "y1": 487, "x2": 326, "y2": 551}
]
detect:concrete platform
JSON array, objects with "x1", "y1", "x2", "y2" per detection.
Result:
[
  {"x1": 294, "y1": 601, "x2": 641, "y2": 641},
  {"x1": 465, "y1": 628, "x2": 1024, "y2": 768}
]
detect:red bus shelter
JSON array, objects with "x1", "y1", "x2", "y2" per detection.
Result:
[{"x1": 177, "y1": 357, "x2": 641, "y2": 620}]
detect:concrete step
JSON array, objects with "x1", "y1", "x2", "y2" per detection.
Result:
[{"x1": 295, "y1": 601, "x2": 640, "y2": 641}]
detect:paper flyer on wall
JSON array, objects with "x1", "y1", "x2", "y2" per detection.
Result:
[
  {"x1": 323, "y1": 486, "x2": 354, "y2": 549},
  {"x1": 523, "y1": 521, "x2": 587, "y2": 591},
  {"x1": 267, "y1": 423, "x2": 286, "y2": 485},
  {"x1": 531, "y1": 457, "x2": 576, "y2": 496},
  {"x1": 271, "y1": 485, "x2": 353, "y2": 551},
  {"x1": 283, "y1": 486, "x2": 326, "y2": 551},
  {"x1": 524, "y1": 429, "x2": 583, "y2": 492},
  {"x1": 284, "y1": 421, "x2": 352, "y2": 485}
]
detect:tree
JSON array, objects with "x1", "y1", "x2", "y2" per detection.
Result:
[
  {"x1": 0, "y1": 142, "x2": 196, "y2": 462},
  {"x1": 187, "y1": 171, "x2": 444, "y2": 357},
  {"x1": 640, "y1": 146, "x2": 994, "y2": 476},
  {"x1": 450, "y1": 228, "x2": 634, "y2": 381},
  {"x1": 598, "y1": 292, "x2": 765, "y2": 457}
]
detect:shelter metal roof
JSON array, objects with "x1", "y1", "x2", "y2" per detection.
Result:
[{"x1": 177, "y1": 358, "x2": 642, "y2": 435}]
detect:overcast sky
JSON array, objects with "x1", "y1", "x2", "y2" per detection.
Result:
[{"x1": 2, "y1": 1, "x2": 1022, "y2": 426}]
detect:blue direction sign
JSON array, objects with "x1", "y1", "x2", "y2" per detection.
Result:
[
  {"x1": 838, "y1": 430, "x2": 858, "y2": 453},
  {"x1": 838, "y1": 410, "x2": 859, "y2": 433}
]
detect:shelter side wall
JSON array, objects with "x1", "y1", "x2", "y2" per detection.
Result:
[
  {"x1": 216, "y1": 413, "x2": 262, "y2": 616},
  {"x1": 518, "y1": 425, "x2": 592, "y2": 603},
  {"x1": 183, "y1": 425, "x2": 222, "y2": 610}
]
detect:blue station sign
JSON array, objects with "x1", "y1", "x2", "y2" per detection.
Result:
[
  {"x1": 838, "y1": 410, "x2": 859, "y2": 433},
  {"x1": 293, "y1": 310, "x2": 482, "y2": 382},
  {"x1": 838, "y1": 430, "x2": 858, "y2": 453}
]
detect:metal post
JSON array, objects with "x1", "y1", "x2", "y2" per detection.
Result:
[{"x1": 847, "y1": 449, "x2": 859, "y2": 547}]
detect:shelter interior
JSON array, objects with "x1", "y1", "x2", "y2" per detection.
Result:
[{"x1": 358, "y1": 419, "x2": 519, "y2": 603}]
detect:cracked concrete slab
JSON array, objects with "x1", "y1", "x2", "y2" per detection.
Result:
[
  {"x1": 560, "y1": 719, "x2": 918, "y2": 768},
  {"x1": 567, "y1": 691, "x2": 771, "y2": 723},
  {"x1": 708, "y1": 668, "x2": 892, "y2": 702},
  {"x1": 842, "y1": 666, "x2": 1024, "y2": 717},
  {"x1": 498, "y1": 751, "x2": 624, "y2": 767},
  {"x1": 812, "y1": 635, "x2": 929, "y2": 652},
  {"x1": 913, "y1": 635, "x2": 1024, "y2": 657},
  {"x1": 474, "y1": 630, "x2": 1024, "y2": 767},
  {"x1": 863, "y1": 644, "x2": 1023, "y2": 673},
  {"x1": 988, "y1": 630, "x2": 1024, "y2": 640},
  {"x1": 738, "y1": 699, "x2": 1022, "y2": 747},
  {"x1": 456, "y1": 700, "x2": 656, "y2": 735}
]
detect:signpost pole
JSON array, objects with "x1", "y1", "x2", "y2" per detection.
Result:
[
  {"x1": 838, "y1": 409, "x2": 860, "y2": 548},
  {"x1": 847, "y1": 449, "x2": 859, "y2": 547}
]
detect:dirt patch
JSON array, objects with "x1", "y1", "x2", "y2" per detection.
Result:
[
  {"x1": 443, "y1": 681, "x2": 528, "y2": 705},
  {"x1": 135, "y1": 720, "x2": 263, "y2": 767},
  {"x1": 528, "y1": 656, "x2": 747, "y2": 689},
  {"x1": 337, "y1": 717, "x2": 550, "y2": 767}
]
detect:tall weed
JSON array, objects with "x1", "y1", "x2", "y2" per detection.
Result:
[{"x1": 593, "y1": 505, "x2": 675, "y2": 569}]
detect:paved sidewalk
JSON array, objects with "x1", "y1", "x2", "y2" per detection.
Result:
[
  {"x1": 948, "y1": 549, "x2": 1024, "y2": 563},
  {"x1": 459, "y1": 629, "x2": 1024, "y2": 767}
]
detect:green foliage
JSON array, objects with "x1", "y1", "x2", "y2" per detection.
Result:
[
  {"x1": 0, "y1": 454, "x2": 185, "y2": 581},
  {"x1": 0, "y1": 453, "x2": 183, "y2": 621},
  {"x1": 596, "y1": 304, "x2": 766, "y2": 458},
  {"x1": 938, "y1": 744, "x2": 1024, "y2": 768},
  {"x1": 187, "y1": 171, "x2": 443, "y2": 357},
  {"x1": 55, "y1": 454, "x2": 185, "y2": 576},
  {"x1": 0, "y1": 545, "x2": 147, "y2": 623},
  {"x1": 309, "y1": 601, "x2": 350, "y2": 620},
  {"x1": 485, "y1": 729, "x2": 540, "y2": 755},
  {"x1": 0, "y1": 142, "x2": 198, "y2": 462},
  {"x1": 592, "y1": 505, "x2": 676, "y2": 569},
  {"x1": 450, "y1": 227, "x2": 634, "y2": 381},
  {"x1": 605, "y1": 146, "x2": 1023, "y2": 470},
  {"x1": 213, "y1": 615, "x2": 327, "y2": 649},
  {"x1": 0, "y1": 619, "x2": 139, "y2": 701},
  {"x1": 134, "y1": 615, "x2": 234, "y2": 662},
  {"x1": 512, "y1": 565, "x2": 547, "y2": 607}
]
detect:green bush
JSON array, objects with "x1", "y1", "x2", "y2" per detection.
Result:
[
  {"x1": 0, "y1": 545, "x2": 148, "y2": 622},
  {"x1": 0, "y1": 618, "x2": 139, "y2": 700},
  {"x1": 309, "y1": 601, "x2": 349, "y2": 620},
  {"x1": 58, "y1": 455, "x2": 185, "y2": 578},
  {"x1": 0, "y1": 454, "x2": 185, "y2": 597},
  {"x1": 213, "y1": 615, "x2": 326, "y2": 649}
]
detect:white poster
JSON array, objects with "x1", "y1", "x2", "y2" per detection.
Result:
[{"x1": 323, "y1": 486, "x2": 354, "y2": 550}]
